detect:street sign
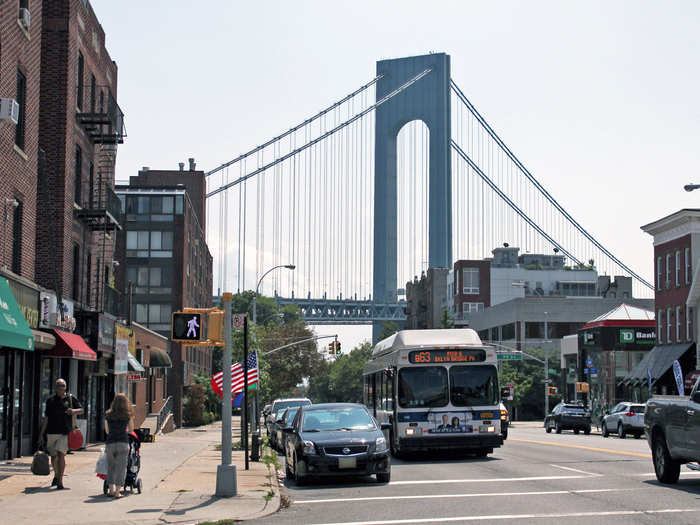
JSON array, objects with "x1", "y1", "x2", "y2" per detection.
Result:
[
  {"x1": 232, "y1": 313, "x2": 245, "y2": 329},
  {"x1": 497, "y1": 353, "x2": 522, "y2": 361},
  {"x1": 585, "y1": 357, "x2": 594, "y2": 368},
  {"x1": 541, "y1": 379, "x2": 552, "y2": 384},
  {"x1": 584, "y1": 367, "x2": 598, "y2": 374}
]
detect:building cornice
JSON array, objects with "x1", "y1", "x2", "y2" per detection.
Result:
[{"x1": 641, "y1": 209, "x2": 700, "y2": 245}]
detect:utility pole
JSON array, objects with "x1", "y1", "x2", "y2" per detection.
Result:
[
  {"x1": 215, "y1": 292, "x2": 236, "y2": 496},
  {"x1": 544, "y1": 312, "x2": 549, "y2": 415},
  {"x1": 243, "y1": 314, "x2": 249, "y2": 471}
]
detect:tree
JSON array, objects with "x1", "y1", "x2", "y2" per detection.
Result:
[
  {"x1": 378, "y1": 321, "x2": 400, "y2": 341},
  {"x1": 440, "y1": 308, "x2": 453, "y2": 328},
  {"x1": 308, "y1": 342, "x2": 373, "y2": 403}
]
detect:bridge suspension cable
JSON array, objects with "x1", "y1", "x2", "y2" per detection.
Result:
[{"x1": 450, "y1": 79, "x2": 653, "y2": 291}]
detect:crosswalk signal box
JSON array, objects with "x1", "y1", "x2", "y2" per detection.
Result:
[
  {"x1": 576, "y1": 382, "x2": 590, "y2": 393},
  {"x1": 547, "y1": 386, "x2": 558, "y2": 396},
  {"x1": 171, "y1": 312, "x2": 203, "y2": 342}
]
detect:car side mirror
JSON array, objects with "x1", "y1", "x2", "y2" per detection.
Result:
[
  {"x1": 380, "y1": 422, "x2": 392, "y2": 431},
  {"x1": 282, "y1": 426, "x2": 294, "y2": 433}
]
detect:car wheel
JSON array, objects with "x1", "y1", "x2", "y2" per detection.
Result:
[
  {"x1": 618, "y1": 423, "x2": 626, "y2": 439},
  {"x1": 285, "y1": 458, "x2": 293, "y2": 479},
  {"x1": 652, "y1": 433, "x2": 681, "y2": 484},
  {"x1": 377, "y1": 471, "x2": 391, "y2": 483},
  {"x1": 555, "y1": 423, "x2": 562, "y2": 434},
  {"x1": 584, "y1": 427, "x2": 591, "y2": 435},
  {"x1": 474, "y1": 448, "x2": 489, "y2": 458},
  {"x1": 601, "y1": 422, "x2": 608, "y2": 437},
  {"x1": 545, "y1": 421, "x2": 552, "y2": 433},
  {"x1": 635, "y1": 433, "x2": 642, "y2": 439},
  {"x1": 293, "y1": 453, "x2": 306, "y2": 486},
  {"x1": 574, "y1": 429, "x2": 580, "y2": 435}
]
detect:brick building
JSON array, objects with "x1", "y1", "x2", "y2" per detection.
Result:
[{"x1": 115, "y1": 162, "x2": 214, "y2": 426}]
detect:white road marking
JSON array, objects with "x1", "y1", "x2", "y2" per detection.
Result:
[
  {"x1": 294, "y1": 487, "x2": 637, "y2": 505},
  {"x1": 633, "y1": 471, "x2": 700, "y2": 476},
  {"x1": 549, "y1": 464, "x2": 602, "y2": 476},
  {"x1": 311, "y1": 508, "x2": 700, "y2": 525},
  {"x1": 389, "y1": 474, "x2": 588, "y2": 485}
]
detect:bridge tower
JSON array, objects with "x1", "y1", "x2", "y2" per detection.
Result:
[{"x1": 373, "y1": 53, "x2": 452, "y2": 340}]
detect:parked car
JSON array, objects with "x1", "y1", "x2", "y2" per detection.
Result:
[
  {"x1": 499, "y1": 402, "x2": 510, "y2": 440},
  {"x1": 284, "y1": 403, "x2": 391, "y2": 485},
  {"x1": 544, "y1": 402, "x2": 591, "y2": 434},
  {"x1": 265, "y1": 398, "x2": 312, "y2": 438},
  {"x1": 275, "y1": 406, "x2": 300, "y2": 452},
  {"x1": 601, "y1": 402, "x2": 645, "y2": 439},
  {"x1": 644, "y1": 377, "x2": 700, "y2": 484}
]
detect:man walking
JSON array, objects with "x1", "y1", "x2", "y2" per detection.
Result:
[{"x1": 38, "y1": 379, "x2": 83, "y2": 489}]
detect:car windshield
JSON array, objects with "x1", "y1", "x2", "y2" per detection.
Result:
[
  {"x1": 398, "y1": 366, "x2": 448, "y2": 408},
  {"x1": 629, "y1": 405, "x2": 645, "y2": 414},
  {"x1": 273, "y1": 400, "x2": 310, "y2": 414},
  {"x1": 302, "y1": 407, "x2": 376, "y2": 432},
  {"x1": 449, "y1": 365, "x2": 498, "y2": 406}
]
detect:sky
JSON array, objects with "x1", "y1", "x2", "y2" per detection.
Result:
[{"x1": 92, "y1": 0, "x2": 700, "y2": 352}]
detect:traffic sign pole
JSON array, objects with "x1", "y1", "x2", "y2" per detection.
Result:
[{"x1": 215, "y1": 293, "x2": 237, "y2": 497}]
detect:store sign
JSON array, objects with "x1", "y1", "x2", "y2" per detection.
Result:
[
  {"x1": 583, "y1": 332, "x2": 596, "y2": 345},
  {"x1": 114, "y1": 324, "x2": 133, "y2": 375},
  {"x1": 127, "y1": 373, "x2": 142, "y2": 382},
  {"x1": 7, "y1": 278, "x2": 39, "y2": 329},
  {"x1": 98, "y1": 315, "x2": 115, "y2": 351},
  {"x1": 39, "y1": 292, "x2": 77, "y2": 332},
  {"x1": 619, "y1": 328, "x2": 656, "y2": 345}
]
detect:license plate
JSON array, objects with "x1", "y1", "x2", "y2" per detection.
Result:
[{"x1": 338, "y1": 457, "x2": 356, "y2": 469}]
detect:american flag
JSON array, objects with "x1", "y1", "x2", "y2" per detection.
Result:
[{"x1": 211, "y1": 351, "x2": 258, "y2": 398}]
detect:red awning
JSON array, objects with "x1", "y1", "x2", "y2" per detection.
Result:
[{"x1": 42, "y1": 329, "x2": 97, "y2": 361}]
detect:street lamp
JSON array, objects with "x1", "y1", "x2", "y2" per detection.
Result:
[
  {"x1": 512, "y1": 281, "x2": 551, "y2": 416},
  {"x1": 685, "y1": 184, "x2": 700, "y2": 192},
  {"x1": 251, "y1": 264, "x2": 295, "y2": 433}
]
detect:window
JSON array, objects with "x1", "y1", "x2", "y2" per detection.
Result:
[
  {"x1": 687, "y1": 307, "x2": 692, "y2": 342},
  {"x1": 398, "y1": 367, "x2": 448, "y2": 408},
  {"x1": 666, "y1": 254, "x2": 671, "y2": 288},
  {"x1": 72, "y1": 243, "x2": 80, "y2": 300},
  {"x1": 11, "y1": 199, "x2": 22, "y2": 274},
  {"x1": 88, "y1": 162, "x2": 94, "y2": 207},
  {"x1": 90, "y1": 74, "x2": 96, "y2": 112},
  {"x1": 462, "y1": 267, "x2": 480, "y2": 294},
  {"x1": 77, "y1": 51, "x2": 84, "y2": 110},
  {"x1": 686, "y1": 248, "x2": 692, "y2": 285},
  {"x1": 676, "y1": 251, "x2": 681, "y2": 286},
  {"x1": 462, "y1": 302, "x2": 484, "y2": 318},
  {"x1": 450, "y1": 365, "x2": 498, "y2": 406},
  {"x1": 14, "y1": 69, "x2": 26, "y2": 150},
  {"x1": 74, "y1": 146, "x2": 82, "y2": 205},
  {"x1": 658, "y1": 310, "x2": 663, "y2": 344},
  {"x1": 667, "y1": 307, "x2": 672, "y2": 342},
  {"x1": 676, "y1": 306, "x2": 681, "y2": 342},
  {"x1": 657, "y1": 256, "x2": 662, "y2": 290}
]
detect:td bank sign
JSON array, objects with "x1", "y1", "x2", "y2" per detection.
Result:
[{"x1": 619, "y1": 328, "x2": 656, "y2": 345}]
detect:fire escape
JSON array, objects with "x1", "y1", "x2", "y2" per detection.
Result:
[{"x1": 75, "y1": 83, "x2": 126, "y2": 317}]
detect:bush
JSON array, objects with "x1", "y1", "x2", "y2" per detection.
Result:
[{"x1": 183, "y1": 384, "x2": 206, "y2": 426}]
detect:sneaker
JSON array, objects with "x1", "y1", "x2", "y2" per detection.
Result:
[
  {"x1": 56, "y1": 483, "x2": 64, "y2": 490},
  {"x1": 51, "y1": 477, "x2": 57, "y2": 487}
]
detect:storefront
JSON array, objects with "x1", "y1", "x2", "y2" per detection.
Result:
[
  {"x1": 621, "y1": 343, "x2": 696, "y2": 400},
  {"x1": 0, "y1": 277, "x2": 35, "y2": 459},
  {"x1": 577, "y1": 304, "x2": 656, "y2": 411}
]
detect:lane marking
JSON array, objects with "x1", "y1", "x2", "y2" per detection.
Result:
[
  {"x1": 549, "y1": 464, "x2": 602, "y2": 476},
  {"x1": 294, "y1": 487, "x2": 637, "y2": 505},
  {"x1": 510, "y1": 438, "x2": 652, "y2": 458},
  {"x1": 311, "y1": 508, "x2": 700, "y2": 525},
  {"x1": 389, "y1": 475, "x2": 587, "y2": 485}
]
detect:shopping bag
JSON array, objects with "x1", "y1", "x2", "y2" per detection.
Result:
[
  {"x1": 68, "y1": 428, "x2": 84, "y2": 450},
  {"x1": 31, "y1": 450, "x2": 51, "y2": 476},
  {"x1": 95, "y1": 449, "x2": 107, "y2": 477}
]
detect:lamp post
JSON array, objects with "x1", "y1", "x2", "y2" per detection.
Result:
[
  {"x1": 252, "y1": 264, "x2": 295, "y2": 433},
  {"x1": 512, "y1": 281, "x2": 551, "y2": 415},
  {"x1": 684, "y1": 184, "x2": 700, "y2": 192}
]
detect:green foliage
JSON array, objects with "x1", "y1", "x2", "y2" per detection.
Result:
[
  {"x1": 183, "y1": 384, "x2": 206, "y2": 426},
  {"x1": 500, "y1": 347, "x2": 562, "y2": 419},
  {"x1": 440, "y1": 308, "x2": 453, "y2": 328},
  {"x1": 378, "y1": 321, "x2": 400, "y2": 341},
  {"x1": 193, "y1": 371, "x2": 221, "y2": 420},
  {"x1": 309, "y1": 342, "x2": 373, "y2": 403}
]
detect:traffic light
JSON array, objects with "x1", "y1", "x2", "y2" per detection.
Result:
[
  {"x1": 547, "y1": 386, "x2": 558, "y2": 396},
  {"x1": 171, "y1": 312, "x2": 203, "y2": 342},
  {"x1": 335, "y1": 340, "x2": 341, "y2": 355},
  {"x1": 576, "y1": 382, "x2": 590, "y2": 393},
  {"x1": 207, "y1": 310, "x2": 224, "y2": 343},
  {"x1": 328, "y1": 341, "x2": 335, "y2": 355}
]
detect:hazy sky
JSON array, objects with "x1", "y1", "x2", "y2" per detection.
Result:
[{"x1": 92, "y1": 0, "x2": 700, "y2": 351}]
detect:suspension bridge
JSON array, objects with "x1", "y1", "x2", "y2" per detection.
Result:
[{"x1": 204, "y1": 53, "x2": 653, "y2": 334}]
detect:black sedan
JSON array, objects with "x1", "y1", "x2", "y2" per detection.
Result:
[
  {"x1": 544, "y1": 402, "x2": 591, "y2": 434},
  {"x1": 284, "y1": 403, "x2": 391, "y2": 485}
]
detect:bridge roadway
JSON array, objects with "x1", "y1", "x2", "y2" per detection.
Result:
[
  {"x1": 253, "y1": 423, "x2": 700, "y2": 525},
  {"x1": 274, "y1": 296, "x2": 407, "y2": 324}
]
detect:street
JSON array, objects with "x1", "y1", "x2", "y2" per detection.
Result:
[{"x1": 254, "y1": 423, "x2": 700, "y2": 525}]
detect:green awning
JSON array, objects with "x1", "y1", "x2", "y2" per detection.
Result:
[
  {"x1": 148, "y1": 348, "x2": 172, "y2": 368},
  {"x1": 127, "y1": 352, "x2": 145, "y2": 372},
  {"x1": 0, "y1": 278, "x2": 34, "y2": 351}
]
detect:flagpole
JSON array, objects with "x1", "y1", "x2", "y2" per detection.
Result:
[
  {"x1": 216, "y1": 292, "x2": 237, "y2": 496},
  {"x1": 243, "y1": 314, "x2": 249, "y2": 471}
]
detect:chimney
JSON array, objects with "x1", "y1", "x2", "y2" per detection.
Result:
[
  {"x1": 179, "y1": 162, "x2": 185, "y2": 171},
  {"x1": 188, "y1": 157, "x2": 196, "y2": 171},
  {"x1": 141, "y1": 166, "x2": 149, "y2": 172}
]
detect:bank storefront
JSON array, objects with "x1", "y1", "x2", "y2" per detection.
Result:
[{"x1": 577, "y1": 304, "x2": 656, "y2": 411}]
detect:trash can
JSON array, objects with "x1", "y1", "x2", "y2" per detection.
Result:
[{"x1": 251, "y1": 432, "x2": 260, "y2": 462}]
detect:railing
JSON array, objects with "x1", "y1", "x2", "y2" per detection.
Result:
[
  {"x1": 75, "y1": 84, "x2": 126, "y2": 144},
  {"x1": 103, "y1": 285, "x2": 122, "y2": 317},
  {"x1": 156, "y1": 396, "x2": 173, "y2": 434},
  {"x1": 76, "y1": 182, "x2": 122, "y2": 229}
]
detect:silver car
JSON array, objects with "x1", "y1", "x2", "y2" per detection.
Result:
[{"x1": 601, "y1": 402, "x2": 645, "y2": 439}]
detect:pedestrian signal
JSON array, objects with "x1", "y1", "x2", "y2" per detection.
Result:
[
  {"x1": 172, "y1": 312, "x2": 202, "y2": 342},
  {"x1": 208, "y1": 310, "x2": 224, "y2": 343},
  {"x1": 547, "y1": 386, "x2": 558, "y2": 396},
  {"x1": 576, "y1": 382, "x2": 590, "y2": 393}
]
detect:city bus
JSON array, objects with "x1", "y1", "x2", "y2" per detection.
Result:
[{"x1": 363, "y1": 329, "x2": 503, "y2": 457}]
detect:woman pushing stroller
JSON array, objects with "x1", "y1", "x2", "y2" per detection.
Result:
[{"x1": 104, "y1": 394, "x2": 134, "y2": 498}]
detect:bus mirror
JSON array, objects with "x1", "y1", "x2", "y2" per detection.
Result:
[{"x1": 381, "y1": 422, "x2": 392, "y2": 431}]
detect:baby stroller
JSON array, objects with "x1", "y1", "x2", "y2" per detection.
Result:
[{"x1": 101, "y1": 430, "x2": 143, "y2": 494}]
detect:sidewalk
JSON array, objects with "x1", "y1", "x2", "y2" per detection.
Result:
[{"x1": 0, "y1": 417, "x2": 280, "y2": 525}]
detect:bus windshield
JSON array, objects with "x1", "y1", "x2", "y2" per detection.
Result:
[
  {"x1": 449, "y1": 365, "x2": 498, "y2": 406},
  {"x1": 398, "y1": 366, "x2": 448, "y2": 408}
]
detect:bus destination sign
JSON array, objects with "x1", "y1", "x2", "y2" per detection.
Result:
[{"x1": 409, "y1": 349, "x2": 486, "y2": 364}]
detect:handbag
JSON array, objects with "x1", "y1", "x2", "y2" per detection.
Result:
[
  {"x1": 68, "y1": 394, "x2": 84, "y2": 450},
  {"x1": 31, "y1": 450, "x2": 50, "y2": 476},
  {"x1": 95, "y1": 448, "x2": 107, "y2": 477}
]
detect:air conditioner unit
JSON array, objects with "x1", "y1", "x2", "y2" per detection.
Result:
[
  {"x1": 0, "y1": 98, "x2": 20, "y2": 125},
  {"x1": 19, "y1": 8, "x2": 30, "y2": 30}
]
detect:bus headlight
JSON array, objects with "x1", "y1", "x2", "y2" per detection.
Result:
[
  {"x1": 375, "y1": 436, "x2": 387, "y2": 452},
  {"x1": 405, "y1": 428, "x2": 415, "y2": 436},
  {"x1": 302, "y1": 440, "x2": 316, "y2": 455}
]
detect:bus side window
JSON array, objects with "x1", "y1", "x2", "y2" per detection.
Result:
[
  {"x1": 386, "y1": 370, "x2": 394, "y2": 412},
  {"x1": 363, "y1": 376, "x2": 370, "y2": 408},
  {"x1": 377, "y1": 372, "x2": 384, "y2": 413}
]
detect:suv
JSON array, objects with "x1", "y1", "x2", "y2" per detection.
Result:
[
  {"x1": 545, "y1": 402, "x2": 591, "y2": 434},
  {"x1": 265, "y1": 398, "x2": 312, "y2": 438},
  {"x1": 602, "y1": 402, "x2": 645, "y2": 439}
]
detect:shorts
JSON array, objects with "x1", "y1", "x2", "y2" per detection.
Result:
[{"x1": 46, "y1": 434, "x2": 68, "y2": 456}]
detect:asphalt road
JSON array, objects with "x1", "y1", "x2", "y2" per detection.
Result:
[{"x1": 252, "y1": 423, "x2": 700, "y2": 524}]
